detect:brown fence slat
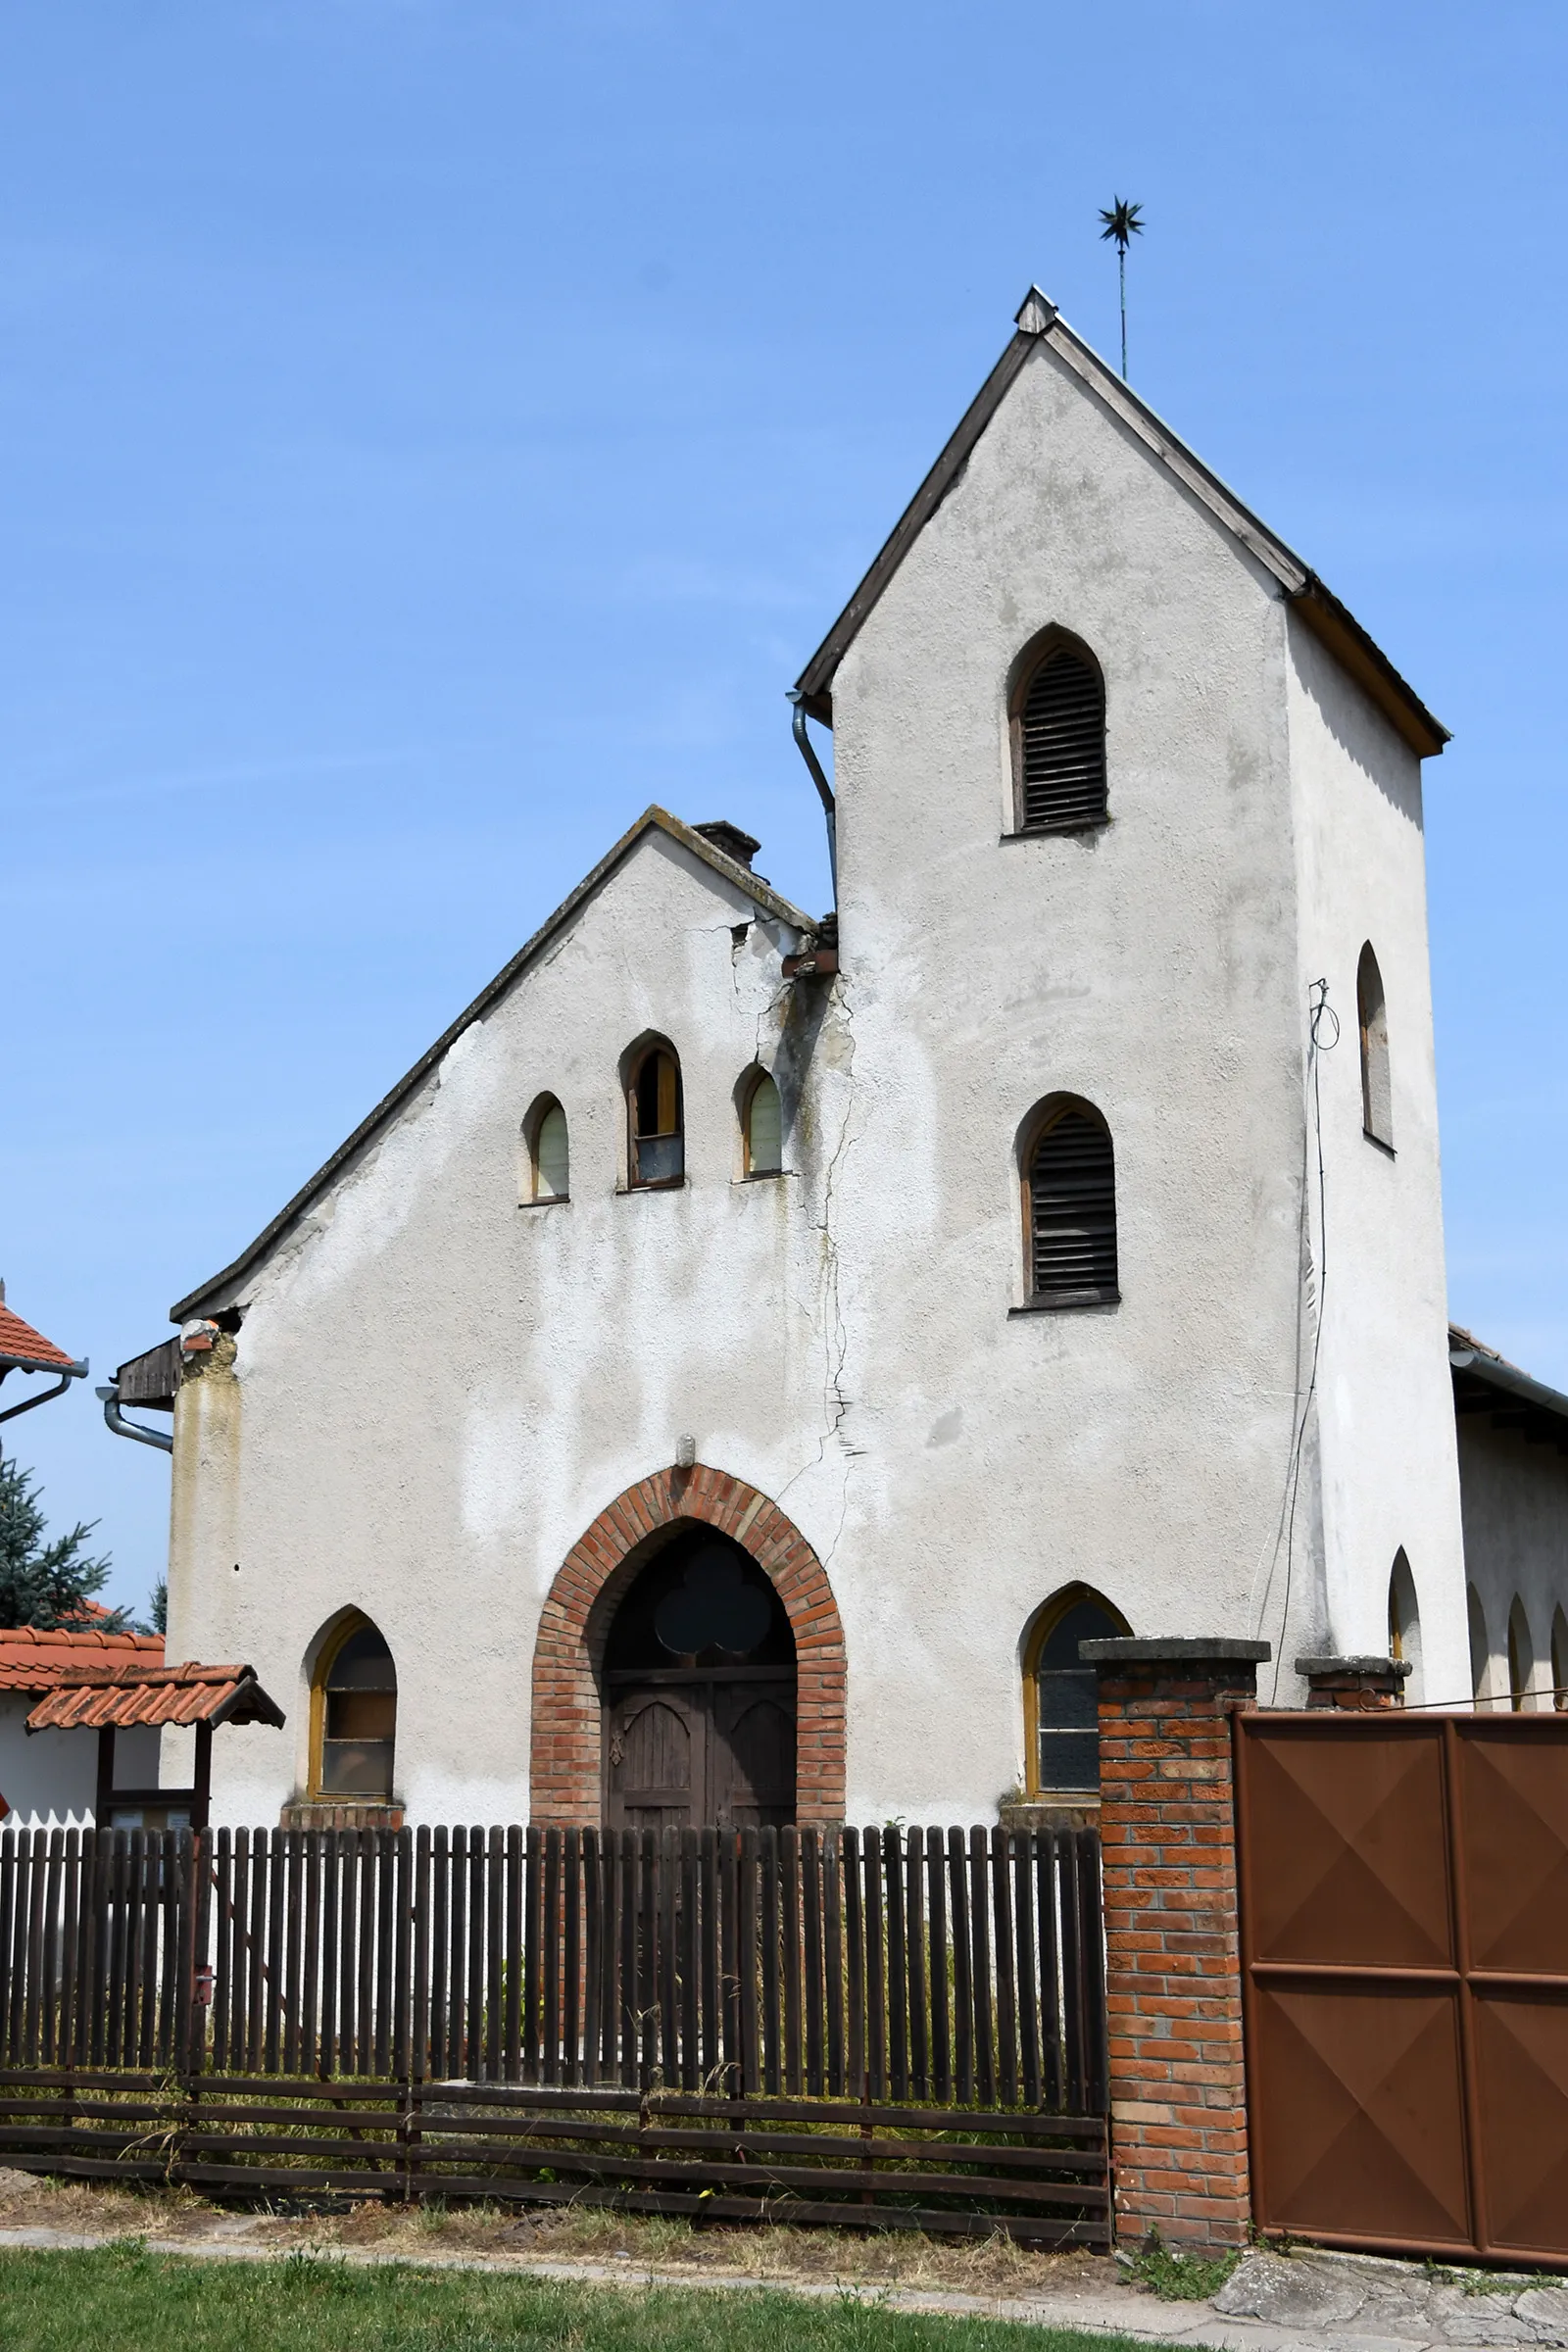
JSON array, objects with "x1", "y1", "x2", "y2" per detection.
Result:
[
  {"x1": 885, "y1": 1824, "x2": 907, "y2": 2102},
  {"x1": 760, "y1": 1825, "x2": 781, "y2": 2096},
  {"x1": 485, "y1": 1826, "x2": 504, "y2": 2085}
]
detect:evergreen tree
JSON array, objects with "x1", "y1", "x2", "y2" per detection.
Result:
[{"x1": 0, "y1": 1455, "x2": 123, "y2": 1631}]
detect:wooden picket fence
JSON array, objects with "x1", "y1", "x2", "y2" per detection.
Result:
[{"x1": 0, "y1": 1823, "x2": 1108, "y2": 2243}]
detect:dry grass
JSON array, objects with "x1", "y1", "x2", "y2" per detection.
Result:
[{"x1": 0, "y1": 2166, "x2": 1113, "y2": 2296}]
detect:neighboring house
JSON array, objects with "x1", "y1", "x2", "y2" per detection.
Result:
[
  {"x1": 0, "y1": 1290, "x2": 88, "y2": 1428},
  {"x1": 1448, "y1": 1328, "x2": 1568, "y2": 1712},
  {"x1": 120, "y1": 287, "x2": 1556, "y2": 1834},
  {"x1": 0, "y1": 1626, "x2": 164, "y2": 1828}
]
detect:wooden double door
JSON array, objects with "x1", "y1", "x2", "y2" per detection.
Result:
[{"x1": 605, "y1": 1668, "x2": 796, "y2": 1832}]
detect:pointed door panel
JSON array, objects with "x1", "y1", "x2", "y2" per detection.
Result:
[
  {"x1": 710, "y1": 1683, "x2": 796, "y2": 1829},
  {"x1": 1250, "y1": 1983, "x2": 1470, "y2": 2246},
  {"x1": 1460, "y1": 1730, "x2": 1568, "y2": 1975},
  {"x1": 1241, "y1": 1721, "x2": 1451, "y2": 1968},
  {"x1": 1474, "y1": 1991, "x2": 1568, "y2": 2259},
  {"x1": 607, "y1": 1690, "x2": 701, "y2": 1832}
]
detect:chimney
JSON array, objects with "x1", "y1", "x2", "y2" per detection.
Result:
[{"x1": 694, "y1": 820, "x2": 760, "y2": 870}]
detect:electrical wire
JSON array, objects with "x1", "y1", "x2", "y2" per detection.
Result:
[{"x1": 1264, "y1": 980, "x2": 1339, "y2": 1701}]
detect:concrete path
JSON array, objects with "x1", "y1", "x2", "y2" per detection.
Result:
[{"x1": 1, "y1": 2224, "x2": 1566, "y2": 2351}]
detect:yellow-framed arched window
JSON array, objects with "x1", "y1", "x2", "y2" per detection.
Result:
[
  {"x1": 625, "y1": 1039, "x2": 684, "y2": 1189},
  {"x1": 521, "y1": 1094, "x2": 569, "y2": 1203},
  {"x1": 740, "y1": 1066, "x2": 783, "y2": 1177},
  {"x1": 1021, "y1": 1585, "x2": 1129, "y2": 1798},
  {"x1": 310, "y1": 1614, "x2": 398, "y2": 1801}
]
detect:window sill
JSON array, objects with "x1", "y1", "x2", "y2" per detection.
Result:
[
  {"x1": 518, "y1": 1195, "x2": 569, "y2": 1209},
  {"x1": 617, "y1": 1177, "x2": 688, "y2": 1196},
  {"x1": 1000, "y1": 816, "x2": 1111, "y2": 844},
  {"x1": 1362, "y1": 1129, "x2": 1396, "y2": 1159},
  {"x1": 736, "y1": 1169, "x2": 789, "y2": 1184},
  {"x1": 1009, "y1": 1290, "x2": 1121, "y2": 1315}
]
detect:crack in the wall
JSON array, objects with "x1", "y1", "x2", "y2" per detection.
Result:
[{"x1": 774, "y1": 976, "x2": 857, "y2": 1566}]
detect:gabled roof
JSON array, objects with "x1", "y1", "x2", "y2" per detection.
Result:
[
  {"x1": 25, "y1": 1658, "x2": 286, "y2": 1732},
  {"x1": 794, "y1": 288, "x2": 1448, "y2": 762},
  {"x1": 0, "y1": 1624, "x2": 164, "y2": 1694},
  {"x1": 0, "y1": 1303, "x2": 85, "y2": 1379},
  {"x1": 172, "y1": 807, "x2": 815, "y2": 1322}
]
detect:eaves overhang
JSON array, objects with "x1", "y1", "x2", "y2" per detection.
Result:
[
  {"x1": 1450, "y1": 1328, "x2": 1568, "y2": 1449},
  {"x1": 794, "y1": 288, "x2": 1448, "y2": 763},
  {"x1": 171, "y1": 808, "x2": 814, "y2": 1324}
]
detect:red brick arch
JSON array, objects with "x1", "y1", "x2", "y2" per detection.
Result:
[{"x1": 530, "y1": 1465, "x2": 846, "y2": 1827}]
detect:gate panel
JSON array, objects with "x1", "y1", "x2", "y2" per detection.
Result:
[
  {"x1": 1238, "y1": 1712, "x2": 1568, "y2": 2269},
  {"x1": 1241, "y1": 1720, "x2": 1450, "y2": 1968},
  {"x1": 1249, "y1": 1980, "x2": 1469, "y2": 2246},
  {"x1": 1459, "y1": 1727, "x2": 1568, "y2": 1974},
  {"x1": 1473, "y1": 1989, "x2": 1568, "y2": 2257}
]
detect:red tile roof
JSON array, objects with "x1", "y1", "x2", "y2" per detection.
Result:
[
  {"x1": 25, "y1": 1659, "x2": 285, "y2": 1732},
  {"x1": 0, "y1": 1624, "x2": 164, "y2": 1693},
  {"x1": 0, "y1": 1303, "x2": 80, "y2": 1375}
]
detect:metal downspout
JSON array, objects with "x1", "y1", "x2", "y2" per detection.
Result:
[
  {"x1": 787, "y1": 690, "x2": 837, "y2": 907},
  {"x1": 97, "y1": 1382, "x2": 173, "y2": 1454}
]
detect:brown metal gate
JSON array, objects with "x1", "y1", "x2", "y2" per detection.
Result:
[{"x1": 1235, "y1": 1711, "x2": 1568, "y2": 2268}]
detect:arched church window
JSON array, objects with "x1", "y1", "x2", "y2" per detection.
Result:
[
  {"x1": 522, "y1": 1095, "x2": 569, "y2": 1202},
  {"x1": 1468, "y1": 1585, "x2": 1492, "y2": 1705},
  {"x1": 1022, "y1": 1586, "x2": 1129, "y2": 1799},
  {"x1": 1021, "y1": 1099, "x2": 1119, "y2": 1306},
  {"x1": 311, "y1": 1616, "x2": 397, "y2": 1801},
  {"x1": 741, "y1": 1068, "x2": 782, "y2": 1177},
  {"x1": 1357, "y1": 945, "x2": 1394, "y2": 1150},
  {"x1": 1508, "y1": 1595, "x2": 1535, "y2": 1712},
  {"x1": 626, "y1": 1041, "x2": 684, "y2": 1189},
  {"x1": 1388, "y1": 1548, "x2": 1421, "y2": 1703},
  {"x1": 1010, "y1": 632, "x2": 1107, "y2": 832}
]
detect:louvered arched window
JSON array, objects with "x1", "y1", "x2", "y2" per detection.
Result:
[
  {"x1": 1011, "y1": 634, "x2": 1107, "y2": 833},
  {"x1": 1021, "y1": 1099, "x2": 1119, "y2": 1307}
]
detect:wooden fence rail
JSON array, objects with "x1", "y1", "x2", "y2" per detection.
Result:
[{"x1": 0, "y1": 1824, "x2": 1105, "y2": 2113}]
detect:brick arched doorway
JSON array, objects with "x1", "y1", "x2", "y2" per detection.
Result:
[{"x1": 530, "y1": 1465, "x2": 846, "y2": 1827}]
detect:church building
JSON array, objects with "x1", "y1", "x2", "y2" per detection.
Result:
[{"x1": 118, "y1": 287, "x2": 1561, "y2": 1835}]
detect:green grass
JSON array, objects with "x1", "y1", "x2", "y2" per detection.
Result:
[{"x1": 0, "y1": 2245, "x2": 1183, "y2": 2352}]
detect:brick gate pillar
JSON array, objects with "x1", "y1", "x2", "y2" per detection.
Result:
[{"x1": 1080, "y1": 1636, "x2": 1269, "y2": 2252}]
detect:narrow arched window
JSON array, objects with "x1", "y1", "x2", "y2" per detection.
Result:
[
  {"x1": 1468, "y1": 1585, "x2": 1492, "y2": 1705},
  {"x1": 312, "y1": 1617, "x2": 397, "y2": 1801},
  {"x1": 1388, "y1": 1548, "x2": 1421, "y2": 1704},
  {"x1": 521, "y1": 1095, "x2": 569, "y2": 1203},
  {"x1": 1357, "y1": 944, "x2": 1393, "y2": 1149},
  {"x1": 1022, "y1": 1587, "x2": 1129, "y2": 1798},
  {"x1": 1552, "y1": 1608, "x2": 1567, "y2": 1713},
  {"x1": 1022, "y1": 1099, "x2": 1118, "y2": 1306},
  {"x1": 742, "y1": 1069, "x2": 782, "y2": 1177},
  {"x1": 628, "y1": 1042, "x2": 684, "y2": 1189},
  {"x1": 1507, "y1": 1596, "x2": 1534, "y2": 1712},
  {"x1": 1011, "y1": 635, "x2": 1106, "y2": 832}
]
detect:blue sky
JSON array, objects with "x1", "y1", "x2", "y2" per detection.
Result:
[{"x1": 4, "y1": 1, "x2": 1565, "y2": 1618}]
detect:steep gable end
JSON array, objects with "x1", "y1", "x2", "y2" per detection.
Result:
[
  {"x1": 171, "y1": 808, "x2": 814, "y2": 1321},
  {"x1": 795, "y1": 289, "x2": 1446, "y2": 761}
]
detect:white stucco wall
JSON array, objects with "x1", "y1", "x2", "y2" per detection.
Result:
[
  {"x1": 1456, "y1": 1417, "x2": 1568, "y2": 1708},
  {"x1": 827, "y1": 334, "x2": 1323, "y2": 1799},
  {"x1": 1285, "y1": 621, "x2": 1469, "y2": 1701},
  {"x1": 168, "y1": 831, "x2": 851, "y2": 1826},
  {"x1": 165, "y1": 331, "x2": 1479, "y2": 1828}
]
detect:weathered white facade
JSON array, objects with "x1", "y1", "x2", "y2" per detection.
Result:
[{"x1": 152, "y1": 290, "x2": 1492, "y2": 1828}]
